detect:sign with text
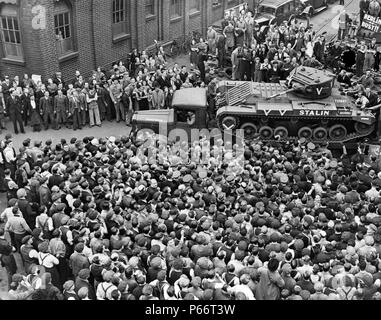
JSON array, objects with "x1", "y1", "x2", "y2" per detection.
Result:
[
  {"x1": 361, "y1": 14, "x2": 381, "y2": 33},
  {"x1": 224, "y1": 2, "x2": 248, "y2": 19}
]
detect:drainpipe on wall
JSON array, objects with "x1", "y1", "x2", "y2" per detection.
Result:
[
  {"x1": 135, "y1": 0, "x2": 139, "y2": 50},
  {"x1": 90, "y1": 0, "x2": 97, "y2": 68}
]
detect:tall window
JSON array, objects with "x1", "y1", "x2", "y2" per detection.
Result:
[
  {"x1": 146, "y1": 0, "x2": 155, "y2": 17},
  {"x1": 54, "y1": 0, "x2": 74, "y2": 56},
  {"x1": 170, "y1": 0, "x2": 183, "y2": 18},
  {"x1": 0, "y1": 5, "x2": 23, "y2": 61},
  {"x1": 189, "y1": 0, "x2": 201, "y2": 13},
  {"x1": 112, "y1": 0, "x2": 130, "y2": 38}
]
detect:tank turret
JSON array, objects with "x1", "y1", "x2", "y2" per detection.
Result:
[{"x1": 285, "y1": 66, "x2": 336, "y2": 99}]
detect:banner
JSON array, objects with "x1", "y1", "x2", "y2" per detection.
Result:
[
  {"x1": 224, "y1": 2, "x2": 248, "y2": 19},
  {"x1": 361, "y1": 14, "x2": 381, "y2": 33},
  {"x1": 31, "y1": 74, "x2": 42, "y2": 84}
]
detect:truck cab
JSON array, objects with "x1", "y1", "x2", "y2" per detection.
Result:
[{"x1": 131, "y1": 88, "x2": 209, "y2": 138}]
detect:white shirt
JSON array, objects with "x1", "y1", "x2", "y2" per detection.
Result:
[
  {"x1": 3, "y1": 146, "x2": 16, "y2": 163},
  {"x1": 228, "y1": 284, "x2": 256, "y2": 300},
  {"x1": 37, "y1": 252, "x2": 59, "y2": 268}
]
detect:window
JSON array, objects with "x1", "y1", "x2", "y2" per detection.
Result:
[
  {"x1": 145, "y1": 0, "x2": 155, "y2": 17},
  {"x1": 189, "y1": 0, "x2": 201, "y2": 13},
  {"x1": 112, "y1": 0, "x2": 130, "y2": 38},
  {"x1": 171, "y1": 0, "x2": 183, "y2": 18},
  {"x1": 0, "y1": 5, "x2": 23, "y2": 61},
  {"x1": 54, "y1": 1, "x2": 74, "y2": 56}
]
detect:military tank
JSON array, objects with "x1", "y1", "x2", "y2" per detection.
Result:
[{"x1": 216, "y1": 66, "x2": 377, "y2": 146}]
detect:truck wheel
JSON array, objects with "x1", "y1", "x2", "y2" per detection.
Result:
[
  {"x1": 241, "y1": 123, "x2": 258, "y2": 140},
  {"x1": 259, "y1": 126, "x2": 274, "y2": 139},
  {"x1": 274, "y1": 126, "x2": 289, "y2": 139},
  {"x1": 329, "y1": 124, "x2": 347, "y2": 140},
  {"x1": 220, "y1": 116, "x2": 238, "y2": 130},
  {"x1": 298, "y1": 127, "x2": 313, "y2": 140},
  {"x1": 313, "y1": 127, "x2": 328, "y2": 140}
]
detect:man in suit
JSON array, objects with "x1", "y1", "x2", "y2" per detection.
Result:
[
  {"x1": 151, "y1": 85, "x2": 165, "y2": 110},
  {"x1": 40, "y1": 91, "x2": 56, "y2": 130},
  {"x1": 20, "y1": 88, "x2": 30, "y2": 127},
  {"x1": 313, "y1": 36, "x2": 325, "y2": 63},
  {"x1": 54, "y1": 89, "x2": 69, "y2": 129},
  {"x1": 364, "y1": 87, "x2": 379, "y2": 107},
  {"x1": 7, "y1": 90, "x2": 25, "y2": 134},
  {"x1": 2, "y1": 76, "x2": 12, "y2": 101},
  {"x1": 69, "y1": 90, "x2": 82, "y2": 131}
]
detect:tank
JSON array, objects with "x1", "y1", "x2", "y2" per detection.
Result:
[{"x1": 216, "y1": 66, "x2": 377, "y2": 145}]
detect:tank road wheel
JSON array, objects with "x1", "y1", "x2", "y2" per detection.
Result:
[
  {"x1": 274, "y1": 126, "x2": 289, "y2": 139},
  {"x1": 329, "y1": 124, "x2": 347, "y2": 141},
  {"x1": 240, "y1": 123, "x2": 258, "y2": 140},
  {"x1": 220, "y1": 116, "x2": 238, "y2": 130},
  {"x1": 298, "y1": 127, "x2": 313, "y2": 140},
  {"x1": 354, "y1": 122, "x2": 376, "y2": 136},
  {"x1": 313, "y1": 127, "x2": 328, "y2": 141},
  {"x1": 259, "y1": 126, "x2": 274, "y2": 140}
]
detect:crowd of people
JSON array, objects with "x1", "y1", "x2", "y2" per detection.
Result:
[
  {"x1": 2, "y1": 3, "x2": 381, "y2": 301},
  {"x1": 0, "y1": 130, "x2": 381, "y2": 300},
  {"x1": 0, "y1": 4, "x2": 380, "y2": 137}
]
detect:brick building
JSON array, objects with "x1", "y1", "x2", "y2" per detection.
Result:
[{"x1": 0, "y1": 0, "x2": 251, "y2": 82}]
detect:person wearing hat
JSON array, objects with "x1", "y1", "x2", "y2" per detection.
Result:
[
  {"x1": 20, "y1": 235, "x2": 39, "y2": 272},
  {"x1": 36, "y1": 241, "x2": 61, "y2": 289},
  {"x1": 7, "y1": 89, "x2": 25, "y2": 134},
  {"x1": 8, "y1": 273, "x2": 35, "y2": 300},
  {"x1": 4, "y1": 207, "x2": 32, "y2": 252},
  {"x1": 69, "y1": 242, "x2": 90, "y2": 278},
  {"x1": 255, "y1": 258, "x2": 285, "y2": 300},
  {"x1": 76, "y1": 268, "x2": 96, "y2": 300},
  {"x1": 0, "y1": 227, "x2": 17, "y2": 289},
  {"x1": 63, "y1": 280, "x2": 78, "y2": 300},
  {"x1": 16, "y1": 188, "x2": 35, "y2": 230},
  {"x1": 148, "y1": 269, "x2": 170, "y2": 300},
  {"x1": 96, "y1": 270, "x2": 118, "y2": 300},
  {"x1": 139, "y1": 284, "x2": 159, "y2": 300},
  {"x1": 34, "y1": 205, "x2": 54, "y2": 240},
  {"x1": 77, "y1": 286, "x2": 91, "y2": 300}
]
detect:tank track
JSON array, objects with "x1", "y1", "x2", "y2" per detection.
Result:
[{"x1": 218, "y1": 115, "x2": 376, "y2": 149}]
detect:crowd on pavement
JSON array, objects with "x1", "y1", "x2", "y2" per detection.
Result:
[
  {"x1": 0, "y1": 4, "x2": 380, "y2": 137},
  {"x1": 2, "y1": 2, "x2": 381, "y2": 301},
  {"x1": 1, "y1": 130, "x2": 381, "y2": 300}
]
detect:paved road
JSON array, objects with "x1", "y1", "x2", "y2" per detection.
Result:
[{"x1": 311, "y1": 0, "x2": 358, "y2": 39}]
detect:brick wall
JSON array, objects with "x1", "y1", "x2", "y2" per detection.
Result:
[{"x1": 0, "y1": 0, "x2": 249, "y2": 81}]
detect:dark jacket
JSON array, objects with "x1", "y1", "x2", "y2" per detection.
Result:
[
  {"x1": 6, "y1": 95, "x2": 22, "y2": 117},
  {"x1": 39, "y1": 97, "x2": 54, "y2": 114}
]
